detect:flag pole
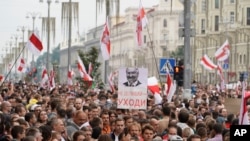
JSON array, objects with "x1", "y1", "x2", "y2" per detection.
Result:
[
  {"x1": 145, "y1": 25, "x2": 164, "y2": 89},
  {"x1": 1, "y1": 44, "x2": 26, "y2": 86}
]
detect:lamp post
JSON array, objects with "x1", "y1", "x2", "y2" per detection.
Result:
[
  {"x1": 39, "y1": 0, "x2": 59, "y2": 73},
  {"x1": 17, "y1": 26, "x2": 28, "y2": 80},
  {"x1": 11, "y1": 34, "x2": 20, "y2": 81},
  {"x1": 26, "y1": 12, "x2": 41, "y2": 69}
]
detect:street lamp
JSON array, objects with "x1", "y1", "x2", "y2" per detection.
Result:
[
  {"x1": 26, "y1": 12, "x2": 41, "y2": 69},
  {"x1": 17, "y1": 26, "x2": 28, "y2": 80},
  {"x1": 11, "y1": 34, "x2": 20, "y2": 81},
  {"x1": 39, "y1": 0, "x2": 59, "y2": 73}
]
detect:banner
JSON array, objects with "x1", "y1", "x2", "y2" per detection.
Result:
[{"x1": 118, "y1": 68, "x2": 148, "y2": 109}]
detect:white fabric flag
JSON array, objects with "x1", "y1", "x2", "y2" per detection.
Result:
[
  {"x1": 26, "y1": 30, "x2": 43, "y2": 56},
  {"x1": 215, "y1": 40, "x2": 230, "y2": 61},
  {"x1": 200, "y1": 54, "x2": 217, "y2": 70},
  {"x1": 100, "y1": 17, "x2": 111, "y2": 60}
]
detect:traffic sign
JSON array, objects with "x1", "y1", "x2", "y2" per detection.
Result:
[
  {"x1": 223, "y1": 63, "x2": 229, "y2": 70},
  {"x1": 159, "y1": 58, "x2": 176, "y2": 75}
]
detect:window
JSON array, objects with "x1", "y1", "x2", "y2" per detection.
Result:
[
  {"x1": 244, "y1": 54, "x2": 246, "y2": 64},
  {"x1": 163, "y1": 34, "x2": 168, "y2": 40},
  {"x1": 143, "y1": 35, "x2": 146, "y2": 43},
  {"x1": 247, "y1": 8, "x2": 250, "y2": 25},
  {"x1": 230, "y1": 0, "x2": 235, "y2": 3},
  {"x1": 230, "y1": 11, "x2": 235, "y2": 23},
  {"x1": 201, "y1": 0, "x2": 206, "y2": 12},
  {"x1": 163, "y1": 19, "x2": 167, "y2": 27},
  {"x1": 215, "y1": 0, "x2": 219, "y2": 9},
  {"x1": 215, "y1": 16, "x2": 219, "y2": 31},
  {"x1": 201, "y1": 19, "x2": 205, "y2": 34}
]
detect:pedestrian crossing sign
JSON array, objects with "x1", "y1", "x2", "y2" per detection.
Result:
[{"x1": 159, "y1": 58, "x2": 176, "y2": 75}]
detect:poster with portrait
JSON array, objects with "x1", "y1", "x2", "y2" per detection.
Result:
[{"x1": 117, "y1": 68, "x2": 148, "y2": 109}]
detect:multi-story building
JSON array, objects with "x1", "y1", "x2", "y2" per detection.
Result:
[
  {"x1": 109, "y1": 0, "x2": 184, "y2": 79},
  {"x1": 59, "y1": 0, "x2": 184, "y2": 84},
  {"x1": 193, "y1": 0, "x2": 250, "y2": 84}
]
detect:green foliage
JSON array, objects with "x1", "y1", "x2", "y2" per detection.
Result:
[
  {"x1": 26, "y1": 45, "x2": 60, "y2": 83},
  {"x1": 76, "y1": 47, "x2": 103, "y2": 91},
  {"x1": 170, "y1": 45, "x2": 184, "y2": 59}
]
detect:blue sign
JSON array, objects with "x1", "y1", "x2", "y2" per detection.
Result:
[
  {"x1": 159, "y1": 58, "x2": 176, "y2": 75},
  {"x1": 244, "y1": 72, "x2": 248, "y2": 78},
  {"x1": 223, "y1": 63, "x2": 229, "y2": 70}
]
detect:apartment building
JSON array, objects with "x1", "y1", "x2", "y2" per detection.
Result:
[{"x1": 193, "y1": 0, "x2": 250, "y2": 84}]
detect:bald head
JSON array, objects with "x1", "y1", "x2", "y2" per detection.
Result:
[{"x1": 73, "y1": 111, "x2": 88, "y2": 126}]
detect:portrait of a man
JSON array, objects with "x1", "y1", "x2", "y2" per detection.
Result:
[{"x1": 123, "y1": 68, "x2": 141, "y2": 87}]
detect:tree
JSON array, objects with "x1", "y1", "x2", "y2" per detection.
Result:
[
  {"x1": 76, "y1": 47, "x2": 103, "y2": 91},
  {"x1": 170, "y1": 45, "x2": 184, "y2": 59}
]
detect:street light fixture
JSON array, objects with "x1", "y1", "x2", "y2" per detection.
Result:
[
  {"x1": 39, "y1": 0, "x2": 59, "y2": 73},
  {"x1": 17, "y1": 26, "x2": 28, "y2": 80},
  {"x1": 11, "y1": 34, "x2": 20, "y2": 81}
]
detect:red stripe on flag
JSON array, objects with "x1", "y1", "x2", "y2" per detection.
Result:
[
  {"x1": 201, "y1": 57, "x2": 216, "y2": 69},
  {"x1": 30, "y1": 33, "x2": 43, "y2": 51}
]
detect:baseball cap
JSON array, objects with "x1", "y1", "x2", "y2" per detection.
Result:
[{"x1": 169, "y1": 135, "x2": 183, "y2": 141}]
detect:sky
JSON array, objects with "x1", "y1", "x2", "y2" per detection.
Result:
[{"x1": 0, "y1": 0, "x2": 159, "y2": 58}]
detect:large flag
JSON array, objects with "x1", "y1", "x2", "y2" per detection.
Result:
[
  {"x1": 49, "y1": 70, "x2": 55, "y2": 89},
  {"x1": 88, "y1": 62, "x2": 93, "y2": 75},
  {"x1": 200, "y1": 54, "x2": 217, "y2": 70},
  {"x1": 165, "y1": 73, "x2": 176, "y2": 102},
  {"x1": 148, "y1": 77, "x2": 162, "y2": 104},
  {"x1": 26, "y1": 29, "x2": 43, "y2": 56},
  {"x1": 136, "y1": 0, "x2": 148, "y2": 47},
  {"x1": 17, "y1": 58, "x2": 26, "y2": 73},
  {"x1": 77, "y1": 56, "x2": 92, "y2": 81},
  {"x1": 100, "y1": 17, "x2": 110, "y2": 60},
  {"x1": 41, "y1": 68, "x2": 48, "y2": 87},
  {"x1": 215, "y1": 40, "x2": 230, "y2": 61},
  {"x1": 239, "y1": 82, "x2": 250, "y2": 125}
]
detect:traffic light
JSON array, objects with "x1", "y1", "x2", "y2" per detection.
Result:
[
  {"x1": 240, "y1": 73, "x2": 244, "y2": 82},
  {"x1": 174, "y1": 66, "x2": 184, "y2": 86}
]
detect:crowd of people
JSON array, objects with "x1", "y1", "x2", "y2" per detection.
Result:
[{"x1": 0, "y1": 80, "x2": 248, "y2": 141}]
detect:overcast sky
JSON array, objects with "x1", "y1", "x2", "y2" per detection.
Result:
[{"x1": 0, "y1": 0, "x2": 159, "y2": 56}]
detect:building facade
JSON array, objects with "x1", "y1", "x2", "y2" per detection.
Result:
[
  {"x1": 192, "y1": 0, "x2": 250, "y2": 84},
  {"x1": 109, "y1": 0, "x2": 184, "y2": 79}
]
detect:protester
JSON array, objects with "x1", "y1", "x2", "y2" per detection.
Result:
[{"x1": 0, "y1": 80, "x2": 243, "y2": 141}]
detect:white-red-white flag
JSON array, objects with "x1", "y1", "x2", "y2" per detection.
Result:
[
  {"x1": 67, "y1": 67, "x2": 74, "y2": 86},
  {"x1": 165, "y1": 73, "x2": 176, "y2": 102},
  {"x1": 108, "y1": 71, "x2": 117, "y2": 93},
  {"x1": 77, "y1": 56, "x2": 92, "y2": 81},
  {"x1": 239, "y1": 82, "x2": 250, "y2": 125},
  {"x1": 217, "y1": 63, "x2": 225, "y2": 91},
  {"x1": 26, "y1": 29, "x2": 43, "y2": 56},
  {"x1": 136, "y1": 1, "x2": 148, "y2": 47},
  {"x1": 17, "y1": 58, "x2": 26, "y2": 73},
  {"x1": 100, "y1": 17, "x2": 110, "y2": 60},
  {"x1": 215, "y1": 40, "x2": 230, "y2": 61},
  {"x1": 41, "y1": 68, "x2": 48, "y2": 87},
  {"x1": 148, "y1": 77, "x2": 162, "y2": 104},
  {"x1": 200, "y1": 54, "x2": 217, "y2": 70},
  {"x1": 49, "y1": 70, "x2": 55, "y2": 89},
  {"x1": 88, "y1": 63, "x2": 93, "y2": 75}
]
